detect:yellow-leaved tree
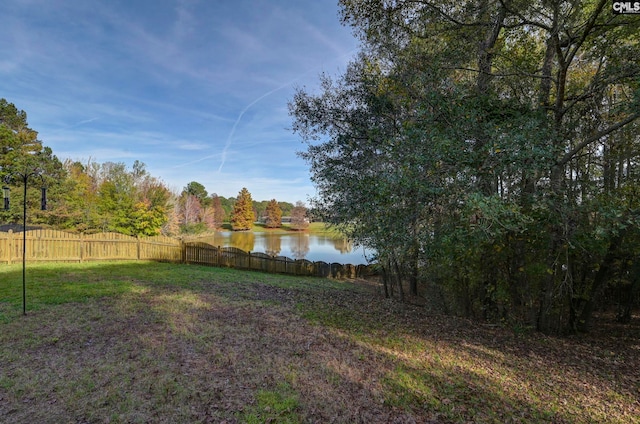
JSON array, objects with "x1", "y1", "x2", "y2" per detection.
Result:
[{"x1": 231, "y1": 187, "x2": 254, "y2": 231}]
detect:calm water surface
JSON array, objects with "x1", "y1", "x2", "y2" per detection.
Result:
[{"x1": 194, "y1": 231, "x2": 374, "y2": 265}]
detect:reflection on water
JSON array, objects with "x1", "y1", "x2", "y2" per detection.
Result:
[
  {"x1": 290, "y1": 233, "x2": 310, "y2": 260},
  {"x1": 230, "y1": 231, "x2": 255, "y2": 252},
  {"x1": 264, "y1": 233, "x2": 281, "y2": 257},
  {"x1": 333, "y1": 238, "x2": 352, "y2": 253},
  {"x1": 193, "y1": 231, "x2": 371, "y2": 265}
]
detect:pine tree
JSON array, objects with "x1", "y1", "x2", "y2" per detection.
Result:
[
  {"x1": 264, "y1": 199, "x2": 282, "y2": 228},
  {"x1": 231, "y1": 187, "x2": 254, "y2": 231}
]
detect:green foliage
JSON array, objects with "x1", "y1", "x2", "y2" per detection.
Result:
[
  {"x1": 52, "y1": 159, "x2": 169, "y2": 236},
  {"x1": 98, "y1": 171, "x2": 136, "y2": 235},
  {"x1": 252, "y1": 199, "x2": 293, "y2": 220},
  {"x1": 291, "y1": 1, "x2": 640, "y2": 332},
  {"x1": 0, "y1": 98, "x2": 41, "y2": 164},
  {"x1": 132, "y1": 200, "x2": 168, "y2": 236},
  {"x1": 1, "y1": 100, "x2": 172, "y2": 236},
  {"x1": 278, "y1": 200, "x2": 294, "y2": 217},
  {"x1": 212, "y1": 195, "x2": 235, "y2": 221},
  {"x1": 183, "y1": 181, "x2": 210, "y2": 208},
  {"x1": 179, "y1": 222, "x2": 208, "y2": 235},
  {"x1": 0, "y1": 99, "x2": 65, "y2": 226}
]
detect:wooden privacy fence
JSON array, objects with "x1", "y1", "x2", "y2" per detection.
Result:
[
  {"x1": 0, "y1": 229, "x2": 372, "y2": 279},
  {"x1": 0, "y1": 229, "x2": 181, "y2": 263}
]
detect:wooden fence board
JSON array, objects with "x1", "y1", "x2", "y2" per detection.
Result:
[{"x1": 139, "y1": 235, "x2": 181, "y2": 262}]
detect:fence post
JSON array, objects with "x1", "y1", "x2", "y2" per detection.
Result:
[
  {"x1": 136, "y1": 236, "x2": 141, "y2": 260},
  {"x1": 79, "y1": 233, "x2": 84, "y2": 262},
  {"x1": 8, "y1": 229, "x2": 13, "y2": 265}
]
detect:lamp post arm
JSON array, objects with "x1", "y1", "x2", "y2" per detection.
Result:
[{"x1": 1, "y1": 166, "x2": 48, "y2": 316}]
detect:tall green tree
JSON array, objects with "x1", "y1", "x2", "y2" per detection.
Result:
[
  {"x1": 50, "y1": 160, "x2": 100, "y2": 231},
  {"x1": 96, "y1": 162, "x2": 136, "y2": 234},
  {"x1": 291, "y1": 0, "x2": 640, "y2": 332},
  {"x1": 55, "y1": 160, "x2": 170, "y2": 236},
  {"x1": 0, "y1": 100, "x2": 170, "y2": 236},
  {"x1": 183, "y1": 181, "x2": 210, "y2": 208},
  {"x1": 231, "y1": 187, "x2": 254, "y2": 231},
  {"x1": 131, "y1": 163, "x2": 170, "y2": 236},
  {"x1": 0, "y1": 99, "x2": 64, "y2": 227},
  {"x1": 0, "y1": 98, "x2": 42, "y2": 164}
]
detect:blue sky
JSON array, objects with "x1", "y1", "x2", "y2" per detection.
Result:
[{"x1": 0, "y1": 0, "x2": 358, "y2": 203}]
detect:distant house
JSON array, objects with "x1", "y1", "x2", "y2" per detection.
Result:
[
  {"x1": 0, "y1": 224, "x2": 42, "y2": 232},
  {"x1": 283, "y1": 216, "x2": 310, "y2": 224},
  {"x1": 258, "y1": 216, "x2": 309, "y2": 224}
]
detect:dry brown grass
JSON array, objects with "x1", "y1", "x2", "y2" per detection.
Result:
[{"x1": 0, "y1": 261, "x2": 638, "y2": 423}]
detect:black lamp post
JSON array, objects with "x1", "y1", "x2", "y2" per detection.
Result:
[
  {"x1": 2, "y1": 169, "x2": 47, "y2": 315},
  {"x1": 2, "y1": 185, "x2": 9, "y2": 210}
]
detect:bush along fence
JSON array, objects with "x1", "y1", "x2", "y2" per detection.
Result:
[{"x1": 0, "y1": 229, "x2": 374, "y2": 279}]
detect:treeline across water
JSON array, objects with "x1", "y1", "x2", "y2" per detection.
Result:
[
  {"x1": 1, "y1": 98, "x2": 308, "y2": 238},
  {"x1": 1, "y1": 124, "x2": 305, "y2": 239}
]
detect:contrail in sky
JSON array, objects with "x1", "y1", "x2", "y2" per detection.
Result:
[
  {"x1": 172, "y1": 78, "x2": 298, "y2": 170},
  {"x1": 216, "y1": 81, "x2": 293, "y2": 172},
  {"x1": 73, "y1": 118, "x2": 99, "y2": 127},
  {"x1": 217, "y1": 49, "x2": 358, "y2": 171},
  {"x1": 49, "y1": 117, "x2": 99, "y2": 133},
  {"x1": 173, "y1": 48, "x2": 358, "y2": 171}
]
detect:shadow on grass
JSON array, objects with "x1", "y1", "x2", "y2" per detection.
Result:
[{"x1": 0, "y1": 261, "x2": 638, "y2": 423}]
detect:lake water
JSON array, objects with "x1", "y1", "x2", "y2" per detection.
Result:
[{"x1": 193, "y1": 231, "x2": 374, "y2": 265}]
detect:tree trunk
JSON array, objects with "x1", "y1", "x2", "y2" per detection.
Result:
[
  {"x1": 617, "y1": 273, "x2": 638, "y2": 324},
  {"x1": 575, "y1": 233, "x2": 625, "y2": 332},
  {"x1": 393, "y1": 256, "x2": 405, "y2": 302},
  {"x1": 537, "y1": 164, "x2": 566, "y2": 333},
  {"x1": 381, "y1": 263, "x2": 390, "y2": 298}
]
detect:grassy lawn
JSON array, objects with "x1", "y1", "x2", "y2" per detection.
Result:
[{"x1": 0, "y1": 261, "x2": 638, "y2": 423}]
